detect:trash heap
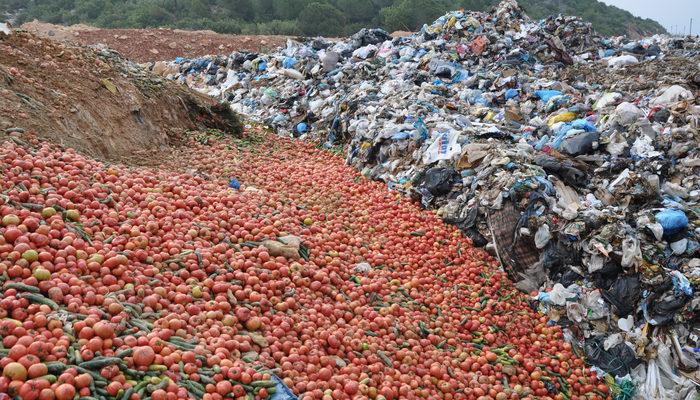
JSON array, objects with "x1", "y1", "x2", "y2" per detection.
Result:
[{"x1": 151, "y1": 0, "x2": 700, "y2": 396}]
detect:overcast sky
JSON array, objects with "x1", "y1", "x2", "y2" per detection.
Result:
[{"x1": 601, "y1": 0, "x2": 699, "y2": 35}]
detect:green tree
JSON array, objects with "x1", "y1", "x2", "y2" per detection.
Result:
[
  {"x1": 74, "y1": 0, "x2": 106, "y2": 20},
  {"x1": 272, "y1": 0, "x2": 308, "y2": 20},
  {"x1": 3, "y1": 0, "x2": 668, "y2": 38},
  {"x1": 129, "y1": 3, "x2": 174, "y2": 27},
  {"x1": 336, "y1": 0, "x2": 376, "y2": 23},
  {"x1": 253, "y1": 0, "x2": 274, "y2": 20},
  {"x1": 219, "y1": 0, "x2": 255, "y2": 20},
  {"x1": 381, "y1": 0, "x2": 447, "y2": 32},
  {"x1": 297, "y1": 2, "x2": 345, "y2": 36}
]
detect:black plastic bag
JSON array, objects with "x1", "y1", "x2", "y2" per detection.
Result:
[
  {"x1": 416, "y1": 187, "x2": 434, "y2": 208},
  {"x1": 642, "y1": 278, "x2": 691, "y2": 326},
  {"x1": 602, "y1": 275, "x2": 641, "y2": 316},
  {"x1": 541, "y1": 243, "x2": 576, "y2": 278},
  {"x1": 585, "y1": 337, "x2": 641, "y2": 376},
  {"x1": 591, "y1": 260, "x2": 623, "y2": 290},
  {"x1": 534, "y1": 154, "x2": 587, "y2": 187},
  {"x1": 420, "y1": 167, "x2": 460, "y2": 196},
  {"x1": 559, "y1": 269, "x2": 584, "y2": 287},
  {"x1": 463, "y1": 228, "x2": 488, "y2": 247},
  {"x1": 351, "y1": 28, "x2": 391, "y2": 46}
]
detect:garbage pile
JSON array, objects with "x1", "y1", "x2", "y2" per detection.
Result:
[{"x1": 152, "y1": 0, "x2": 700, "y2": 397}]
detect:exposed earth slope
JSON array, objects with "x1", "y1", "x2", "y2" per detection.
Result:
[{"x1": 0, "y1": 30, "x2": 241, "y2": 163}]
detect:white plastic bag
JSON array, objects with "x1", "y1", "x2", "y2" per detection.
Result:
[
  {"x1": 637, "y1": 340, "x2": 698, "y2": 400},
  {"x1": 422, "y1": 127, "x2": 462, "y2": 164},
  {"x1": 593, "y1": 92, "x2": 622, "y2": 109},
  {"x1": 607, "y1": 55, "x2": 639, "y2": 67},
  {"x1": 652, "y1": 85, "x2": 693, "y2": 105}
]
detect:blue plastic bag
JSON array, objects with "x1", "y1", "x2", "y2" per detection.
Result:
[
  {"x1": 571, "y1": 119, "x2": 597, "y2": 132},
  {"x1": 270, "y1": 375, "x2": 298, "y2": 400},
  {"x1": 391, "y1": 131, "x2": 410, "y2": 140},
  {"x1": 655, "y1": 209, "x2": 688, "y2": 235},
  {"x1": 296, "y1": 122, "x2": 308, "y2": 134},
  {"x1": 413, "y1": 118, "x2": 429, "y2": 142},
  {"x1": 534, "y1": 89, "x2": 563, "y2": 102},
  {"x1": 505, "y1": 88, "x2": 519, "y2": 100},
  {"x1": 228, "y1": 178, "x2": 241, "y2": 190},
  {"x1": 282, "y1": 57, "x2": 297, "y2": 69}
]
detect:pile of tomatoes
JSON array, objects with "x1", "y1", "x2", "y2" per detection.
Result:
[{"x1": 0, "y1": 129, "x2": 607, "y2": 400}]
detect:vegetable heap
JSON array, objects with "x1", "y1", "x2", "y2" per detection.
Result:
[{"x1": 0, "y1": 129, "x2": 607, "y2": 399}]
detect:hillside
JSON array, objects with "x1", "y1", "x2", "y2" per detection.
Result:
[
  {"x1": 0, "y1": 30, "x2": 241, "y2": 163},
  {"x1": 1, "y1": 0, "x2": 665, "y2": 38}
]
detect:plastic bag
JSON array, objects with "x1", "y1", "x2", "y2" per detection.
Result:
[
  {"x1": 228, "y1": 178, "x2": 241, "y2": 190},
  {"x1": 282, "y1": 57, "x2": 297, "y2": 69},
  {"x1": 614, "y1": 102, "x2": 644, "y2": 125},
  {"x1": 534, "y1": 89, "x2": 562, "y2": 102},
  {"x1": 642, "y1": 278, "x2": 691, "y2": 326},
  {"x1": 621, "y1": 235, "x2": 642, "y2": 269},
  {"x1": 585, "y1": 337, "x2": 640, "y2": 376},
  {"x1": 593, "y1": 92, "x2": 622, "y2": 109},
  {"x1": 560, "y1": 131, "x2": 599, "y2": 156},
  {"x1": 537, "y1": 283, "x2": 577, "y2": 306},
  {"x1": 534, "y1": 154, "x2": 586, "y2": 187},
  {"x1": 602, "y1": 275, "x2": 641, "y2": 316},
  {"x1": 422, "y1": 127, "x2": 462, "y2": 164},
  {"x1": 655, "y1": 209, "x2": 689, "y2": 236},
  {"x1": 419, "y1": 167, "x2": 460, "y2": 196},
  {"x1": 270, "y1": 375, "x2": 298, "y2": 400},
  {"x1": 652, "y1": 85, "x2": 693, "y2": 105},
  {"x1": 637, "y1": 341, "x2": 697, "y2": 400},
  {"x1": 607, "y1": 54, "x2": 638, "y2": 67},
  {"x1": 534, "y1": 224, "x2": 551, "y2": 249}
]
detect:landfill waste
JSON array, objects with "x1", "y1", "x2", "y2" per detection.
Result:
[
  {"x1": 0, "y1": 22, "x2": 11, "y2": 36},
  {"x1": 153, "y1": 0, "x2": 700, "y2": 396}
]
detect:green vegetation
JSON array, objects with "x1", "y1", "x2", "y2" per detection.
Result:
[{"x1": 1, "y1": 0, "x2": 665, "y2": 37}]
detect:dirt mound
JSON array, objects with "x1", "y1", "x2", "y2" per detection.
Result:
[
  {"x1": 0, "y1": 30, "x2": 241, "y2": 164},
  {"x1": 22, "y1": 21, "x2": 288, "y2": 63}
]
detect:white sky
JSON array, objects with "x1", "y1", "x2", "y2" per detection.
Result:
[{"x1": 601, "y1": 0, "x2": 699, "y2": 35}]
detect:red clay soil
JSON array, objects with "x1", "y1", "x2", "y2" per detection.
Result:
[{"x1": 21, "y1": 21, "x2": 288, "y2": 63}]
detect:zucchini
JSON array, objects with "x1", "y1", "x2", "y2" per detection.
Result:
[
  {"x1": 120, "y1": 387, "x2": 134, "y2": 400},
  {"x1": 36, "y1": 374, "x2": 57, "y2": 383},
  {"x1": 80, "y1": 357, "x2": 122, "y2": 370},
  {"x1": 46, "y1": 361, "x2": 68, "y2": 375},
  {"x1": 3, "y1": 282, "x2": 40, "y2": 293},
  {"x1": 17, "y1": 292, "x2": 58, "y2": 310},
  {"x1": 251, "y1": 380, "x2": 276, "y2": 388},
  {"x1": 116, "y1": 349, "x2": 134, "y2": 358},
  {"x1": 188, "y1": 380, "x2": 205, "y2": 393},
  {"x1": 146, "y1": 379, "x2": 168, "y2": 394}
]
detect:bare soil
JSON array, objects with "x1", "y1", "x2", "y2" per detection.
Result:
[
  {"x1": 21, "y1": 21, "x2": 288, "y2": 63},
  {"x1": 0, "y1": 30, "x2": 241, "y2": 165}
]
